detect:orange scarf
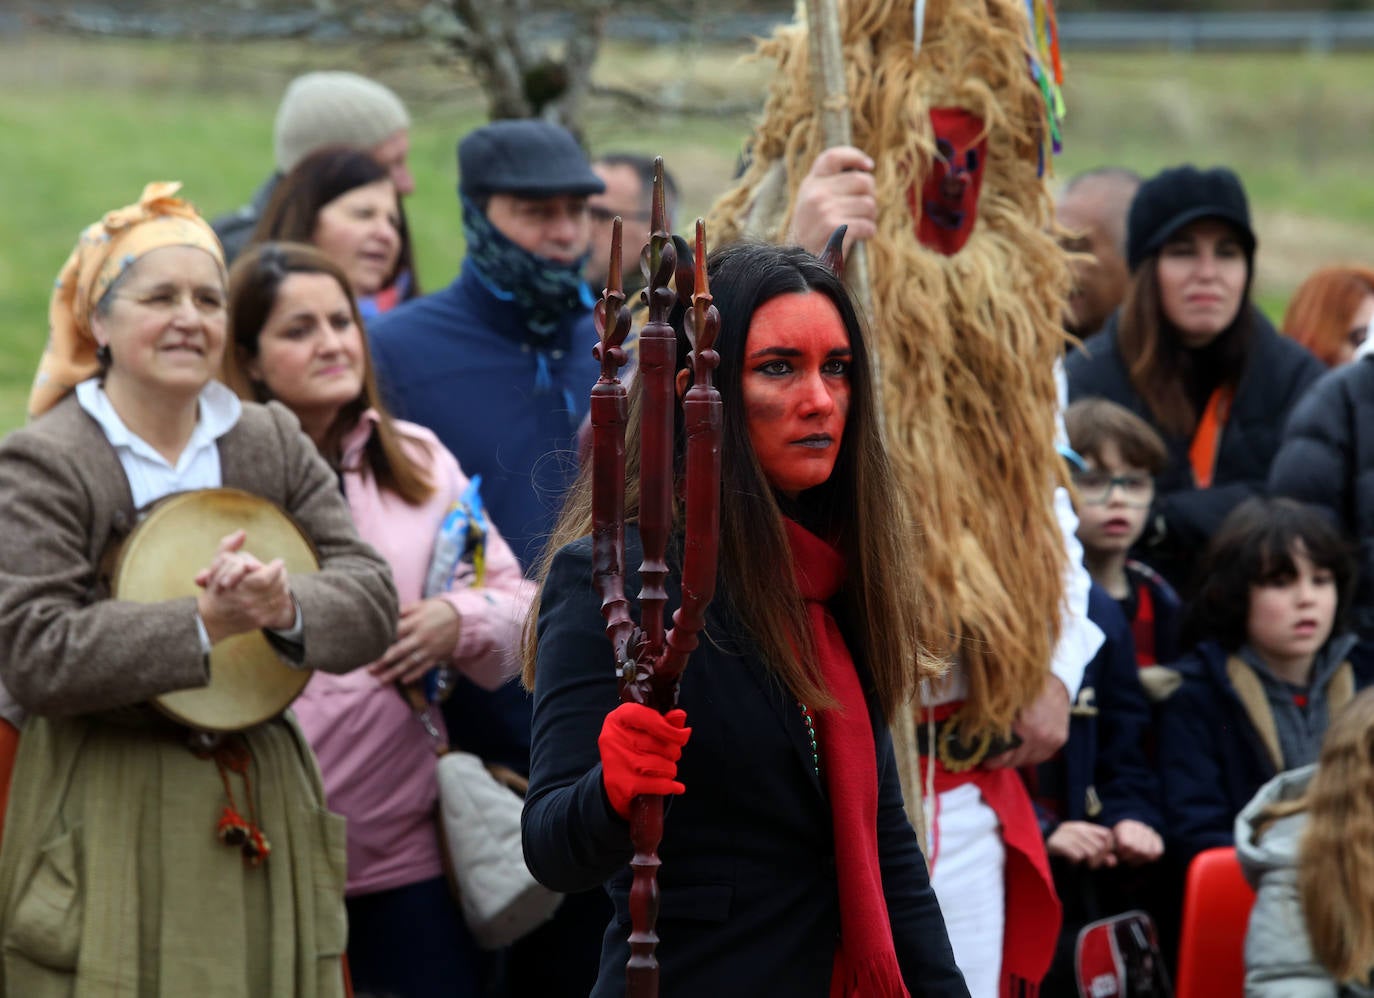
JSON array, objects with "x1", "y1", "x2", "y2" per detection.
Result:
[
  {"x1": 1188, "y1": 385, "x2": 1234, "y2": 489},
  {"x1": 30, "y1": 181, "x2": 224, "y2": 418}
]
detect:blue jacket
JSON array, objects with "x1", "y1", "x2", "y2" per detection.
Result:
[
  {"x1": 1157, "y1": 639, "x2": 1356, "y2": 866},
  {"x1": 369, "y1": 262, "x2": 602, "y2": 574},
  {"x1": 1031, "y1": 584, "x2": 1162, "y2": 835}
]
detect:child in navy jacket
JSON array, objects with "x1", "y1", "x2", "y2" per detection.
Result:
[
  {"x1": 1159, "y1": 496, "x2": 1358, "y2": 869},
  {"x1": 1065, "y1": 398, "x2": 1183, "y2": 700},
  {"x1": 1027, "y1": 583, "x2": 1165, "y2": 992}
]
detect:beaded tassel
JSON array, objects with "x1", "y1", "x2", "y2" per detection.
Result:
[{"x1": 201, "y1": 735, "x2": 272, "y2": 868}]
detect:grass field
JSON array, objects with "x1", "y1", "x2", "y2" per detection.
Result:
[{"x1": 1, "y1": 31, "x2": 1372, "y2": 431}]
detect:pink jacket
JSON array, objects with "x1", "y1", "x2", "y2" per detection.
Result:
[{"x1": 291, "y1": 412, "x2": 532, "y2": 896}]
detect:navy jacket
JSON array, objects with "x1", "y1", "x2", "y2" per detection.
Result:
[
  {"x1": 1157, "y1": 640, "x2": 1355, "y2": 866},
  {"x1": 522, "y1": 530, "x2": 969, "y2": 997},
  {"x1": 369, "y1": 262, "x2": 602, "y2": 574},
  {"x1": 1031, "y1": 585, "x2": 1162, "y2": 835},
  {"x1": 1066, "y1": 308, "x2": 1323, "y2": 592}
]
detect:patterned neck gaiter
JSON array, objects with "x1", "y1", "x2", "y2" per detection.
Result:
[{"x1": 461, "y1": 196, "x2": 594, "y2": 341}]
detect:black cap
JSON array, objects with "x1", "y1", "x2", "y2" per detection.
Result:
[
  {"x1": 1126, "y1": 165, "x2": 1255, "y2": 271},
  {"x1": 457, "y1": 120, "x2": 605, "y2": 200}
]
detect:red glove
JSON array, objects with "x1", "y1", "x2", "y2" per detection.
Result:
[{"x1": 598, "y1": 703, "x2": 691, "y2": 819}]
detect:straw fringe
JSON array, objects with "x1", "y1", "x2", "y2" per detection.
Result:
[{"x1": 708, "y1": 0, "x2": 1071, "y2": 735}]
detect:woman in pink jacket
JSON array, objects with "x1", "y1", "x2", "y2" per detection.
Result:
[{"x1": 223, "y1": 241, "x2": 532, "y2": 998}]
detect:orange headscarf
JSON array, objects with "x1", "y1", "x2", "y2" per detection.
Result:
[{"x1": 29, "y1": 181, "x2": 225, "y2": 419}]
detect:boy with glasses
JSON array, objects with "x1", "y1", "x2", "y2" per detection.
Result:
[{"x1": 1066, "y1": 398, "x2": 1184, "y2": 687}]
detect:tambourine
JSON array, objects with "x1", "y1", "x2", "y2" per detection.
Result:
[{"x1": 111, "y1": 488, "x2": 319, "y2": 732}]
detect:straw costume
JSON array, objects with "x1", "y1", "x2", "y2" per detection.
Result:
[{"x1": 708, "y1": 2, "x2": 1076, "y2": 993}]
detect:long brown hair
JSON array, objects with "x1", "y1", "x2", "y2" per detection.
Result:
[
  {"x1": 1282, "y1": 265, "x2": 1374, "y2": 367},
  {"x1": 522, "y1": 242, "x2": 942, "y2": 722},
  {"x1": 223, "y1": 241, "x2": 433, "y2": 504},
  {"x1": 1256, "y1": 689, "x2": 1374, "y2": 985},
  {"x1": 253, "y1": 145, "x2": 418, "y2": 299},
  {"x1": 1117, "y1": 247, "x2": 1255, "y2": 439}
]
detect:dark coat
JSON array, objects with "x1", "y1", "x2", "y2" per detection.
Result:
[
  {"x1": 1268, "y1": 356, "x2": 1374, "y2": 644},
  {"x1": 1065, "y1": 307, "x2": 1324, "y2": 591},
  {"x1": 208, "y1": 172, "x2": 279, "y2": 266},
  {"x1": 1156, "y1": 640, "x2": 1355, "y2": 867},
  {"x1": 521, "y1": 531, "x2": 969, "y2": 998},
  {"x1": 1031, "y1": 585, "x2": 1162, "y2": 835}
]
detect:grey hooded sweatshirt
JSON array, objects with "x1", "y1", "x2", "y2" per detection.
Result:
[{"x1": 1235, "y1": 766, "x2": 1374, "y2": 998}]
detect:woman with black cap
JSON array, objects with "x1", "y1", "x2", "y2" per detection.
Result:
[{"x1": 1066, "y1": 164, "x2": 1324, "y2": 594}]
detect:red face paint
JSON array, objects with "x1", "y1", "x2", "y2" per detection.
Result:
[
  {"x1": 742, "y1": 292, "x2": 852, "y2": 498},
  {"x1": 908, "y1": 107, "x2": 988, "y2": 255}
]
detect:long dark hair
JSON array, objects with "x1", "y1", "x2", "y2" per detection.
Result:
[
  {"x1": 523, "y1": 242, "x2": 934, "y2": 721},
  {"x1": 1183, "y1": 496, "x2": 1355, "y2": 651},
  {"x1": 1117, "y1": 226, "x2": 1255, "y2": 438},
  {"x1": 253, "y1": 145, "x2": 418, "y2": 299},
  {"x1": 223, "y1": 241, "x2": 433, "y2": 504}
]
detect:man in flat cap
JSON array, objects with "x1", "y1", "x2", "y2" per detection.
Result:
[
  {"x1": 368, "y1": 116, "x2": 607, "y2": 998},
  {"x1": 371, "y1": 119, "x2": 603, "y2": 573}
]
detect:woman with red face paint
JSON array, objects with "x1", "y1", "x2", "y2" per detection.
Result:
[
  {"x1": 1066, "y1": 165, "x2": 1324, "y2": 596},
  {"x1": 520, "y1": 242, "x2": 969, "y2": 997}
]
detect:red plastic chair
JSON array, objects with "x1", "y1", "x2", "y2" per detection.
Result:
[{"x1": 1174, "y1": 846, "x2": 1257, "y2": 998}]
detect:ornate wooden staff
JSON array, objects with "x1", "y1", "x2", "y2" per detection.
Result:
[{"x1": 590, "y1": 159, "x2": 722, "y2": 998}]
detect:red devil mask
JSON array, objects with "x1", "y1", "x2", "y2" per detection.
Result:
[{"x1": 909, "y1": 108, "x2": 988, "y2": 255}]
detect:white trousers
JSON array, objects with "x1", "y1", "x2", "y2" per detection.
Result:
[{"x1": 929, "y1": 783, "x2": 1006, "y2": 998}]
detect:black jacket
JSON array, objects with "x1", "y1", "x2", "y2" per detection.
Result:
[
  {"x1": 522, "y1": 531, "x2": 969, "y2": 998},
  {"x1": 209, "y1": 173, "x2": 280, "y2": 266},
  {"x1": 1066, "y1": 307, "x2": 1323, "y2": 591},
  {"x1": 1268, "y1": 356, "x2": 1374, "y2": 641}
]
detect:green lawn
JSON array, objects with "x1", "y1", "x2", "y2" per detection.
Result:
[{"x1": 1, "y1": 34, "x2": 1371, "y2": 431}]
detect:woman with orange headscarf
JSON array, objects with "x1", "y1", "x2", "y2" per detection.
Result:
[{"x1": 0, "y1": 183, "x2": 397, "y2": 996}]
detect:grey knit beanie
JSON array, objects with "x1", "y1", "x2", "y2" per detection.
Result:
[{"x1": 274, "y1": 72, "x2": 410, "y2": 173}]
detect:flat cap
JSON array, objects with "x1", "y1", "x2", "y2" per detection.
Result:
[{"x1": 457, "y1": 120, "x2": 604, "y2": 200}]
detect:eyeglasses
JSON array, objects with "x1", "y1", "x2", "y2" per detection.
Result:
[
  {"x1": 1072, "y1": 470, "x2": 1154, "y2": 507},
  {"x1": 114, "y1": 285, "x2": 226, "y2": 315}
]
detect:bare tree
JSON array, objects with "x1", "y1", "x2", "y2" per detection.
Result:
[
  {"x1": 31, "y1": 0, "x2": 770, "y2": 132},
  {"x1": 420, "y1": 0, "x2": 611, "y2": 131}
]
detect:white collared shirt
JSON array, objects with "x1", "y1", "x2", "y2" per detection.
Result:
[
  {"x1": 76, "y1": 378, "x2": 242, "y2": 509},
  {"x1": 76, "y1": 378, "x2": 302, "y2": 651}
]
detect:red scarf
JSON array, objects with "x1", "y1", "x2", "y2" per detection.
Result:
[{"x1": 785, "y1": 520, "x2": 910, "y2": 998}]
